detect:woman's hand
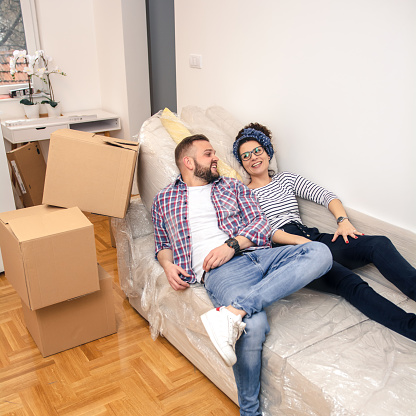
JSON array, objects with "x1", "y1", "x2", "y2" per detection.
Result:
[
  {"x1": 332, "y1": 219, "x2": 363, "y2": 244},
  {"x1": 294, "y1": 236, "x2": 312, "y2": 245},
  {"x1": 272, "y1": 230, "x2": 311, "y2": 245}
]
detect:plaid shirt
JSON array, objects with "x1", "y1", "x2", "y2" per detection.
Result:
[{"x1": 152, "y1": 175, "x2": 271, "y2": 284}]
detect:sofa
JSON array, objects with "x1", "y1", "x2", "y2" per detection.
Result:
[{"x1": 111, "y1": 106, "x2": 416, "y2": 416}]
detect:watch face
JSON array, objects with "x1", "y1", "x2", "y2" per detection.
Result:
[{"x1": 226, "y1": 238, "x2": 239, "y2": 251}]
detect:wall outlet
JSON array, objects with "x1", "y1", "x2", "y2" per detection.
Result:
[{"x1": 189, "y1": 54, "x2": 202, "y2": 69}]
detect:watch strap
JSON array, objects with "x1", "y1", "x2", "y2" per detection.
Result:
[{"x1": 225, "y1": 237, "x2": 240, "y2": 254}]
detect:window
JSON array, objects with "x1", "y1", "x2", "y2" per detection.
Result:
[{"x1": 0, "y1": 0, "x2": 40, "y2": 94}]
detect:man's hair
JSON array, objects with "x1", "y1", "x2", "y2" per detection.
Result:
[{"x1": 174, "y1": 134, "x2": 210, "y2": 168}]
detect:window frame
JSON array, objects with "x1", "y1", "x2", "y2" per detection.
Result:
[{"x1": 0, "y1": 0, "x2": 41, "y2": 95}]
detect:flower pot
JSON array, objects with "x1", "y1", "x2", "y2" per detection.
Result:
[
  {"x1": 46, "y1": 102, "x2": 62, "y2": 118},
  {"x1": 23, "y1": 104, "x2": 40, "y2": 119}
]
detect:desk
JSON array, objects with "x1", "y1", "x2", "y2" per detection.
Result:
[{"x1": 1, "y1": 109, "x2": 121, "y2": 145}]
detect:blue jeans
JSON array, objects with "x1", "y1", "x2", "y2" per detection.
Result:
[
  {"x1": 281, "y1": 222, "x2": 416, "y2": 340},
  {"x1": 204, "y1": 242, "x2": 332, "y2": 416}
]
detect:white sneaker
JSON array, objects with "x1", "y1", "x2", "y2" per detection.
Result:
[{"x1": 201, "y1": 307, "x2": 246, "y2": 367}]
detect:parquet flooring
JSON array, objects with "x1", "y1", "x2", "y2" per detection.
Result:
[{"x1": 0, "y1": 212, "x2": 239, "y2": 416}]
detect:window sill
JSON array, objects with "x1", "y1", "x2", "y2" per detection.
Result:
[{"x1": 0, "y1": 92, "x2": 48, "y2": 102}]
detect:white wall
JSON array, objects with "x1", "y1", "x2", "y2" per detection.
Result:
[
  {"x1": 93, "y1": 0, "x2": 150, "y2": 140},
  {"x1": 175, "y1": 0, "x2": 416, "y2": 232},
  {"x1": 35, "y1": 0, "x2": 102, "y2": 113}
]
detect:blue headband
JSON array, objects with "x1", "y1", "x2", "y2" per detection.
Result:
[{"x1": 233, "y1": 128, "x2": 274, "y2": 164}]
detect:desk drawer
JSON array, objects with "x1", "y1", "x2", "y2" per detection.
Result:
[{"x1": 8, "y1": 123, "x2": 68, "y2": 143}]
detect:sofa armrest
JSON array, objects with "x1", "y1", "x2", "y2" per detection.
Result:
[{"x1": 111, "y1": 196, "x2": 154, "y2": 297}]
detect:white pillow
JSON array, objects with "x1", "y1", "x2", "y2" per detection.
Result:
[
  {"x1": 137, "y1": 112, "x2": 179, "y2": 213},
  {"x1": 181, "y1": 105, "x2": 248, "y2": 183},
  {"x1": 206, "y1": 105, "x2": 279, "y2": 176}
]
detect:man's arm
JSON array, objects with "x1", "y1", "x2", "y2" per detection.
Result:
[
  {"x1": 202, "y1": 236, "x2": 254, "y2": 272},
  {"x1": 157, "y1": 249, "x2": 191, "y2": 291},
  {"x1": 152, "y1": 192, "x2": 191, "y2": 291}
]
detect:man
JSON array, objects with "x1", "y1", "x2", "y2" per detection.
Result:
[{"x1": 151, "y1": 134, "x2": 332, "y2": 416}]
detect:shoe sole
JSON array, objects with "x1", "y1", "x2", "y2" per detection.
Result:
[{"x1": 201, "y1": 313, "x2": 236, "y2": 367}]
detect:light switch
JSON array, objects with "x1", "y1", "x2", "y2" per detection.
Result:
[{"x1": 189, "y1": 54, "x2": 202, "y2": 69}]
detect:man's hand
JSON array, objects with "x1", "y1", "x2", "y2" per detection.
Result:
[
  {"x1": 163, "y1": 262, "x2": 191, "y2": 291},
  {"x1": 332, "y1": 219, "x2": 363, "y2": 244},
  {"x1": 203, "y1": 243, "x2": 235, "y2": 272},
  {"x1": 157, "y1": 249, "x2": 190, "y2": 291}
]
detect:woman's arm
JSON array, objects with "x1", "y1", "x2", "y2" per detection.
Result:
[
  {"x1": 271, "y1": 229, "x2": 311, "y2": 245},
  {"x1": 328, "y1": 199, "x2": 363, "y2": 243}
]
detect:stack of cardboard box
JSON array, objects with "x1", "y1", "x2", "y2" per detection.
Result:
[{"x1": 0, "y1": 129, "x2": 139, "y2": 357}]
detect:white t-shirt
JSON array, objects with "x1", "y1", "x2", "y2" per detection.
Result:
[{"x1": 188, "y1": 184, "x2": 228, "y2": 282}]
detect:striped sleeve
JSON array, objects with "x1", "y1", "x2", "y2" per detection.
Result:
[
  {"x1": 291, "y1": 173, "x2": 338, "y2": 208},
  {"x1": 252, "y1": 172, "x2": 339, "y2": 232}
]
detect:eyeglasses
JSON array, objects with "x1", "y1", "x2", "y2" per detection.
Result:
[{"x1": 240, "y1": 146, "x2": 264, "y2": 161}]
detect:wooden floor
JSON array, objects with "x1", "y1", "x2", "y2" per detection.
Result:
[{"x1": 0, "y1": 213, "x2": 240, "y2": 416}]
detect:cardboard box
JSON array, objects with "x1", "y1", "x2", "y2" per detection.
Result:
[
  {"x1": 42, "y1": 129, "x2": 139, "y2": 218},
  {"x1": 7, "y1": 141, "x2": 46, "y2": 207},
  {"x1": 22, "y1": 264, "x2": 117, "y2": 357},
  {"x1": 0, "y1": 205, "x2": 99, "y2": 310}
]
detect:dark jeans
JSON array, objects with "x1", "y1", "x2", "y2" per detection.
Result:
[{"x1": 277, "y1": 222, "x2": 416, "y2": 340}]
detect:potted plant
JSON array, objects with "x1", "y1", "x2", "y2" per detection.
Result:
[
  {"x1": 37, "y1": 50, "x2": 66, "y2": 117},
  {"x1": 10, "y1": 50, "x2": 66, "y2": 118},
  {"x1": 9, "y1": 50, "x2": 39, "y2": 119}
]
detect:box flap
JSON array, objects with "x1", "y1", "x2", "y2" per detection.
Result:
[
  {"x1": 6, "y1": 207, "x2": 91, "y2": 242},
  {"x1": 102, "y1": 138, "x2": 139, "y2": 151},
  {"x1": 50, "y1": 129, "x2": 138, "y2": 151},
  {"x1": 0, "y1": 205, "x2": 62, "y2": 225},
  {"x1": 50, "y1": 128, "x2": 100, "y2": 144}
]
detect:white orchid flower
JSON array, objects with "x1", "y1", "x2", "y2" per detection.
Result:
[
  {"x1": 23, "y1": 66, "x2": 35, "y2": 76},
  {"x1": 13, "y1": 50, "x2": 26, "y2": 58},
  {"x1": 37, "y1": 67, "x2": 47, "y2": 76},
  {"x1": 27, "y1": 55, "x2": 37, "y2": 68}
]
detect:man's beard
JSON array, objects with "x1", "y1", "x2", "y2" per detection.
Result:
[{"x1": 193, "y1": 159, "x2": 219, "y2": 183}]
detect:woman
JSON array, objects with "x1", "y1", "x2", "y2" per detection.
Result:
[{"x1": 233, "y1": 122, "x2": 416, "y2": 341}]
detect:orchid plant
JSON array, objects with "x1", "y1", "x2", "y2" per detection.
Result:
[{"x1": 9, "y1": 50, "x2": 66, "y2": 107}]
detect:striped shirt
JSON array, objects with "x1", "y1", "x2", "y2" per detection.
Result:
[
  {"x1": 152, "y1": 175, "x2": 271, "y2": 284},
  {"x1": 252, "y1": 172, "x2": 338, "y2": 235}
]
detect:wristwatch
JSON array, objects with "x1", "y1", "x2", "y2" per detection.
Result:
[
  {"x1": 336, "y1": 216, "x2": 349, "y2": 224},
  {"x1": 225, "y1": 237, "x2": 240, "y2": 254}
]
